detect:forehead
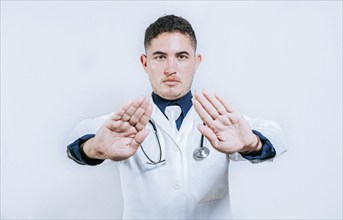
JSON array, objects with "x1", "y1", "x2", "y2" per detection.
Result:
[{"x1": 146, "y1": 32, "x2": 195, "y2": 54}]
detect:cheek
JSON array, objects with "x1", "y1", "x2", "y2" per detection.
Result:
[
  {"x1": 179, "y1": 60, "x2": 195, "y2": 70},
  {"x1": 182, "y1": 64, "x2": 196, "y2": 77},
  {"x1": 147, "y1": 67, "x2": 161, "y2": 84},
  {"x1": 147, "y1": 62, "x2": 159, "y2": 77},
  {"x1": 148, "y1": 60, "x2": 164, "y2": 71}
]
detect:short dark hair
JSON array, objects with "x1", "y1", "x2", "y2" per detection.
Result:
[{"x1": 144, "y1": 14, "x2": 197, "y2": 51}]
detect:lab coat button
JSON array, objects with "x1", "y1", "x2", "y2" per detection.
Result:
[{"x1": 173, "y1": 184, "x2": 180, "y2": 190}]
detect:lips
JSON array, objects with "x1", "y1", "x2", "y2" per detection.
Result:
[
  {"x1": 163, "y1": 78, "x2": 179, "y2": 83},
  {"x1": 163, "y1": 78, "x2": 180, "y2": 86}
]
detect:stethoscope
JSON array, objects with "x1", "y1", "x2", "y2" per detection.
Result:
[{"x1": 140, "y1": 120, "x2": 210, "y2": 165}]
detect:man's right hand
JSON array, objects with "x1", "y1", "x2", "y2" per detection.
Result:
[{"x1": 82, "y1": 96, "x2": 153, "y2": 161}]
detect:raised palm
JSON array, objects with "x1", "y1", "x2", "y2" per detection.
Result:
[
  {"x1": 192, "y1": 91, "x2": 259, "y2": 154},
  {"x1": 83, "y1": 96, "x2": 152, "y2": 161}
]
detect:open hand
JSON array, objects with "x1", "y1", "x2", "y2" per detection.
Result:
[
  {"x1": 192, "y1": 90, "x2": 261, "y2": 154},
  {"x1": 83, "y1": 96, "x2": 153, "y2": 161}
]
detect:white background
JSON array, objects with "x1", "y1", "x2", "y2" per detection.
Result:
[{"x1": 1, "y1": 1, "x2": 342, "y2": 219}]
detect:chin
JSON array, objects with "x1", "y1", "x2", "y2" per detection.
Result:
[
  {"x1": 155, "y1": 86, "x2": 187, "y2": 100},
  {"x1": 167, "y1": 92, "x2": 185, "y2": 100},
  {"x1": 158, "y1": 91, "x2": 182, "y2": 100}
]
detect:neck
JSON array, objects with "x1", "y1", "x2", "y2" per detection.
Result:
[{"x1": 152, "y1": 91, "x2": 193, "y2": 118}]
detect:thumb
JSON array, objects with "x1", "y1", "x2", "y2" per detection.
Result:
[
  {"x1": 129, "y1": 129, "x2": 150, "y2": 151},
  {"x1": 198, "y1": 124, "x2": 219, "y2": 149}
]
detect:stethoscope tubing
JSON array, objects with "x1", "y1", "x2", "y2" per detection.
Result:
[{"x1": 140, "y1": 120, "x2": 210, "y2": 165}]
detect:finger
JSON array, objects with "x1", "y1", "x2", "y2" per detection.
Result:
[
  {"x1": 202, "y1": 90, "x2": 233, "y2": 125},
  {"x1": 226, "y1": 111, "x2": 243, "y2": 124},
  {"x1": 198, "y1": 124, "x2": 219, "y2": 149},
  {"x1": 135, "y1": 103, "x2": 153, "y2": 131},
  {"x1": 192, "y1": 98, "x2": 214, "y2": 128},
  {"x1": 112, "y1": 100, "x2": 133, "y2": 121},
  {"x1": 214, "y1": 93, "x2": 236, "y2": 113},
  {"x1": 202, "y1": 90, "x2": 227, "y2": 115},
  {"x1": 105, "y1": 120, "x2": 135, "y2": 135},
  {"x1": 129, "y1": 107, "x2": 145, "y2": 125},
  {"x1": 129, "y1": 129, "x2": 150, "y2": 150},
  {"x1": 115, "y1": 122, "x2": 133, "y2": 133},
  {"x1": 105, "y1": 119, "x2": 117, "y2": 131},
  {"x1": 110, "y1": 97, "x2": 152, "y2": 132},
  {"x1": 129, "y1": 96, "x2": 151, "y2": 125},
  {"x1": 140, "y1": 95, "x2": 151, "y2": 109},
  {"x1": 194, "y1": 90, "x2": 220, "y2": 120},
  {"x1": 121, "y1": 96, "x2": 145, "y2": 121}
]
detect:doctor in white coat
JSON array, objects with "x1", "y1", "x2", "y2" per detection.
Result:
[{"x1": 67, "y1": 15, "x2": 286, "y2": 219}]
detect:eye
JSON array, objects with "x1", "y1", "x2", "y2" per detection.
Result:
[
  {"x1": 155, "y1": 55, "x2": 166, "y2": 60},
  {"x1": 177, "y1": 54, "x2": 188, "y2": 60}
]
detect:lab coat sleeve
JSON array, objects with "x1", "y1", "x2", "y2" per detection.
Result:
[
  {"x1": 64, "y1": 113, "x2": 112, "y2": 148},
  {"x1": 228, "y1": 115, "x2": 287, "y2": 163}
]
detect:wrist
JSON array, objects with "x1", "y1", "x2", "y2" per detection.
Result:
[
  {"x1": 80, "y1": 138, "x2": 104, "y2": 160},
  {"x1": 240, "y1": 134, "x2": 262, "y2": 154},
  {"x1": 252, "y1": 134, "x2": 262, "y2": 152}
]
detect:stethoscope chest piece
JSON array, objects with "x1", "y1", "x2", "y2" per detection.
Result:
[{"x1": 193, "y1": 146, "x2": 210, "y2": 160}]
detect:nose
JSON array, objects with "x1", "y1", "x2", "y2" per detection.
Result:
[{"x1": 164, "y1": 58, "x2": 176, "y2": 75}]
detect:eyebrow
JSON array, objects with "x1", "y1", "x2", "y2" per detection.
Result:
[
  {"x1": 151, "y1": 51, "x2": 190, "y2": 56},
  {"x1": 152, "y1": 51, "x2": 167, "y2": 56},
  {"x1": 176, "y1": 51, "x2": 190, "y2": 56}
]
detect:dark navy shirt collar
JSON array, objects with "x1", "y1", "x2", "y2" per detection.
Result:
[{"x1": 152, "y1": 91, "x2": 193, "y2": 117}]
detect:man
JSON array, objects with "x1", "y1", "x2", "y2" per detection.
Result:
[{"x1": 67, "y1": 15, "x2": 286, "y2": 219}]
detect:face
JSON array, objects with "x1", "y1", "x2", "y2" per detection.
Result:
[{"x1": 140, "y1": 32, "x2": 202, "y2": 100}]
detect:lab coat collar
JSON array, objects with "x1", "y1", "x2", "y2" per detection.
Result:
[
  {"x1": 150, "y1": 97, "x2": 201, "y2": 144},
  {"x1": 150, "y1": 102, "x2": 176, "y2": 142},
  {"x1": 151, "y1": 91, "x2": 193, "y2": 119}
]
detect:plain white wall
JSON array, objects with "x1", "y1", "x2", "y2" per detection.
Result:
[{"x1": 1, "y1": 1, "x2": 342, "y2": 219}]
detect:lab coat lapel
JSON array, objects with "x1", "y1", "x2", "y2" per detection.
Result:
[
  {"x1": 151, "y1": 104, "x2": 178, "y2": 142},
  {"x1": 176, "y1": 107, "x2": 199, "y2": 140},
  {"x1": 150, "y1": 100, "x2": 203, "y2": 143}
]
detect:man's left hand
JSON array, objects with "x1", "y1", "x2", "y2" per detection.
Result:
[{"x1": 192, "y1": 90, "x2": 262, "y2": 154}]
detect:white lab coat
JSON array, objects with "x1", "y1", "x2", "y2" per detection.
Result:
[{"x1": 67, "y1": 101, "x2": 286, "y2": 219}]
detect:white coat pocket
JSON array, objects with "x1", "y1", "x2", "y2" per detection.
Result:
[{"x1": 188, "y1": 139, "x2": 229, "y2": 203}]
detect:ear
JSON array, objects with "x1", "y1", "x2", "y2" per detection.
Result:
[
  {"x1": 140, "y1": 54, "x2": 148, "y2": 71},
  {"x1": 195, "y1": 54, "x2": 202, "y2": 71}
]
